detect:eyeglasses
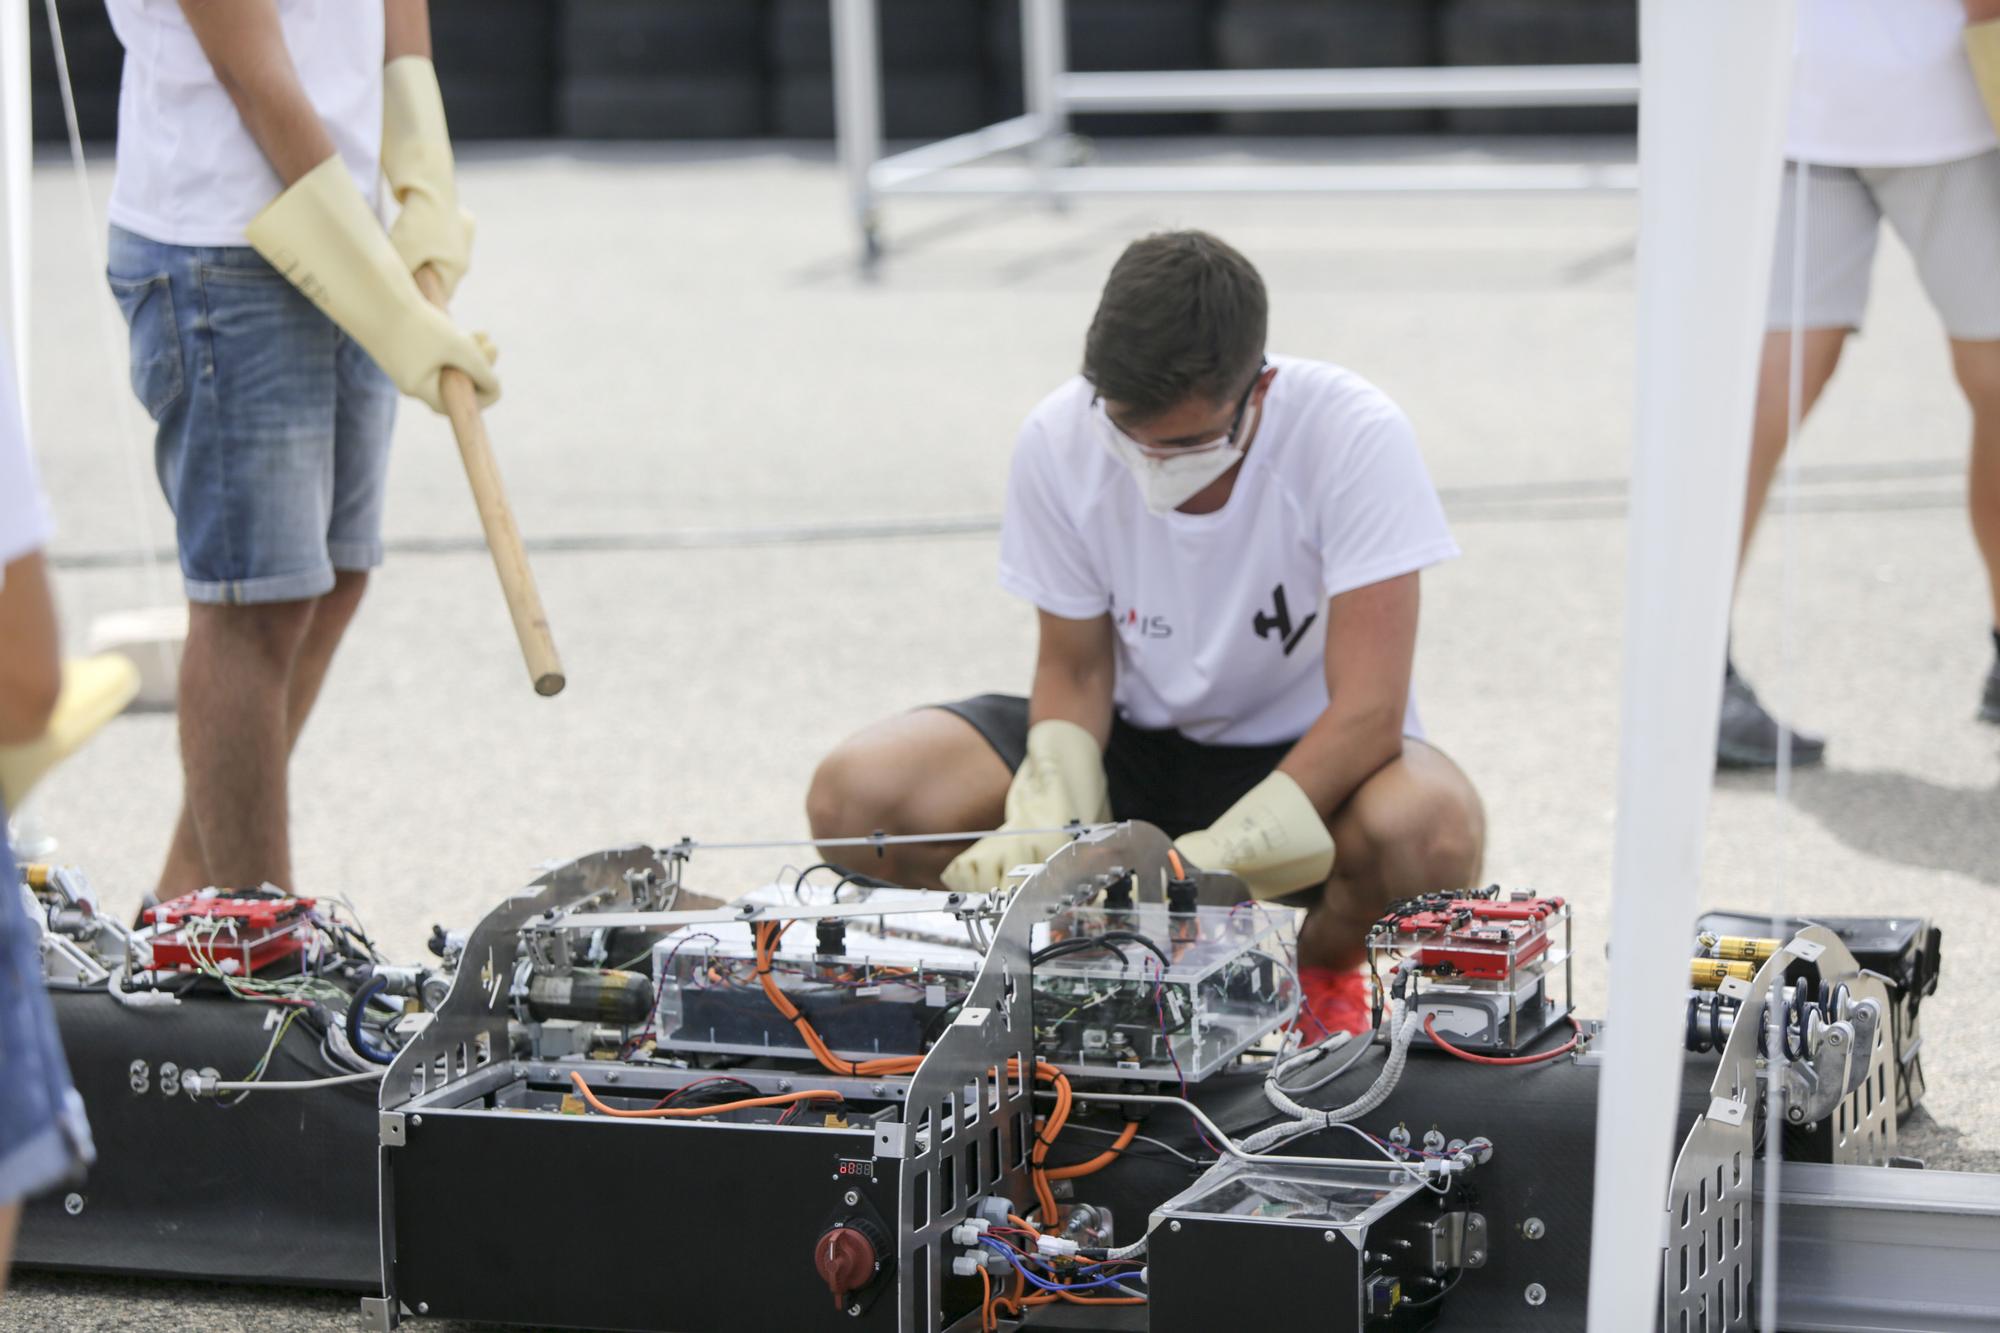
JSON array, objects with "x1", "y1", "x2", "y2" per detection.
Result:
[{"x1": 1096, "y1": 359, "x2": 1269, "y2": 459}]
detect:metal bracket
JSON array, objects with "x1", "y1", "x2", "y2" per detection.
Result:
[
  {"x1": 1426, "y1": 1211, "x2": 1489, "y2": 1273},
  {"x1": 1785, "y1": 935, "x2": 1826, "y2": 963},
  {"x1": 358, "y1": 1296, "x2": 400, "y2": 1330},
  {"x1": 1777, "y1": 1018, "x2": 1855, "y2": 1126}
]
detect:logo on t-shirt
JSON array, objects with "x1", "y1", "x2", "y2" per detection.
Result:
[
  {"x1": 1253, "y1": 585, "x2": 1317, "y2": 657},
  {"x1": 1110, "y1": 596, "x2": 1173, "y2": 639}
]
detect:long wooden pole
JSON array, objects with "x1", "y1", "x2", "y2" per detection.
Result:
[{"x1": 416, "y1": 265, "x2": 565, "y2": 697}]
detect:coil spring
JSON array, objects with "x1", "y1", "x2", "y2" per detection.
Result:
[{"x1": 1684, "y1": 981, "x2": 1849, "y2": 1059}]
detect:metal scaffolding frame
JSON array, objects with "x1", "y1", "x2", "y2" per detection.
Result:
[{"x1": 830, "y1": 0, "x2": 1641, "y2": 259}]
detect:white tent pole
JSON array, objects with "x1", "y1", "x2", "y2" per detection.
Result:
[
  {"x1": 1585, "y1": 2, "x2": 1796, "y2": 1329},
  {"x1": 0, "y1": 0, "x2": 29, "y2": 418}
]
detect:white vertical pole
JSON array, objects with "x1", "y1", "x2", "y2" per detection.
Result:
[
  {"x1": 1585, "y1": 3, "x2": 1796, "y2": 1330},
  {"x1": 830, "y1": 0, "x2": 883, "y2": 261},
  {"x1": 1021, "y1": 0, "x2": 1067, "y2": 197},
  {"x1": 0, "y1": 0, "x2": 30, "y2": 419}
]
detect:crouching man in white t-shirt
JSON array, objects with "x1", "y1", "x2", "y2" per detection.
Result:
[
  {"x1": 105, "y1": 0, "x2": 497, "y2": 898},
  {"x1": 808, "y1": 231, "x2": 1485, "y2": 1038}
]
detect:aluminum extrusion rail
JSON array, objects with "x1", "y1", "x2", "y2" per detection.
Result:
[{"x1": 1761, "y1": 1161, "x2": 2000, "y2": 1333}]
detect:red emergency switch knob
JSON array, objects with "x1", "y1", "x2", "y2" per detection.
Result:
[{"x1": 814, "y1": 1224, "x2": 884, "y2": 1308}]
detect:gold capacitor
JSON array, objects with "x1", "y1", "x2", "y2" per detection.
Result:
[
  {"x1": 1708, "y1": 935, "x2": 1779, "y2": 963},
  {"x1": 1691, "y1": 958, "x2": 1755, "y2": 989},
  {"x1": 23, "y1": 863, "x2": 49, "y2": 888}
]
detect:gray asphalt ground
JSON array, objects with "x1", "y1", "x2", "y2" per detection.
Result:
[{"x1": 5, "y1": 138, "x2": 1997, "y2": 1329}]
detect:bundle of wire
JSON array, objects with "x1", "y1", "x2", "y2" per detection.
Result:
[
  {"x1": 975, "y1": 1215, "x2": 1147, "y2": 1330},
  {"x1": 561, "y1": 917, "x2": 1085, "y2": 1224},
  {"x1": 1244, "y1": 997, "x2": 1421, "y2": 1154},
  {"x1": 150, "y1": 905, "x2": 411, "y2": 1097},
  {"x1": 749, "y1": 919, "x2": 1079, "y2": 1224}
]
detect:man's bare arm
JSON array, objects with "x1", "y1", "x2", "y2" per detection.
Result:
[
  {"x1": 0, "y1": 552, "x2": 61, "y2": 745},
  {"x1": 384, "y1": 0, "x2": 432, "y2": 62},
  {"x1": 176, "y1": 0, "x2": 336, "y2": 185},
  {"x1": 1027, "y1": 609, "x2": 1116, "y2": 748},
  {"x1": 1277, "y1": 573, "x2": 1420, "y2": 818}
]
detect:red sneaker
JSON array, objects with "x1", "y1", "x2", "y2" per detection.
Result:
[{"x1": 1295, "y1": 967, "x2": 1372, "y2": 1042}]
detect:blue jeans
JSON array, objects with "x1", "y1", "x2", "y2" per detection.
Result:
[
  {"x1": 0, "y1": 820, "x2": 93, "y2": 1204},
  {"x1": 107, "y1": 225, "x2": 398, "y2": 606}
]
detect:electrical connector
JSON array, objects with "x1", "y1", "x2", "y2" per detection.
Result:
[
  {"x1": 951, "y1": 1254, "x2": 985, "y2": 1277},
  {"x1": 974, "y1": 1196, "x2": 1014, "y2": 1227},
  {"x1": 1035, "y1": 1235, "x2": 1080, "y2": 1258},
  {"x1": 949, "y1": 1220, "x2": 991, "y2": 1247}
]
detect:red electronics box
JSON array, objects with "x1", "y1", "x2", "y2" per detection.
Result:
[
  {"x1": 1375, "y1": 890, "x2": 1566, "y2": 981},
  {"x1": 142, "y1": 890, "x2": 316, "y2": 976}
]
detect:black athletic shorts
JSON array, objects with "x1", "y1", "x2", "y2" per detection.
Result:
[{"x1": 931, "y1": 693, "x2": 1297, "y2": 840}]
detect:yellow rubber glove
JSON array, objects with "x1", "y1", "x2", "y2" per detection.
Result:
[
  {"x1": 1173, "y1": 770, "x2": 1335, "y2": 902},
  {"x1": 0, "y1": 655, "x2": 140, "y2": 811},
  {"x1": 246, "y1": 155, "x2": 498, "y2": 415},
  {"x1": 1969, "y1": 21, "x2": 2000, "y2": 133},
  {"x1": 382, "y1": 57, "x2": 475, "y2": 300},
  {"x1": 941, "y1": 719, "x2": 1109, "y2": 893}
]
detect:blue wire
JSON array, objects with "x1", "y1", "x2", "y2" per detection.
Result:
[
  {"x1": 348, "y1": 976, "x2": 397, "y2": 1065},
  {"x1": 976, "y1": 1239, "x2": 1139, "y2": 1294}
]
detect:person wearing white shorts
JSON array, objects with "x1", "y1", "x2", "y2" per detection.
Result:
[{"x1": 1721, "y1": 0, "x2": 2000, "y2": 766}]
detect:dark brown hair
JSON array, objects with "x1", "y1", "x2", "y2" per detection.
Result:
[{"x1": 1082, "y1": 230, "x2": 1268, "y2": 421}]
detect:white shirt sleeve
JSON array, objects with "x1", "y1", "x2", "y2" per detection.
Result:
[
  {"x1": 0, "y1": 347, "x2": 50, "y2": 592},
  {"x1": 1317, "y1": 404, "x2": 1459, "y2": 600},
  {"x1": 997, "y1": 416, "x2": 1108, "y2": 620}
]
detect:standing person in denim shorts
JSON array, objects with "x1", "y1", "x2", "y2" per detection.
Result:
[
  {"x1": 0, "y1": 347, "x2": 93, "y2": 1295},
  {"x1": 106, "y1": 0, "x2": 498, "y2": 899},
  {"x1": 1720, "y1": 0, "x2": 2000, "y2": 765}
]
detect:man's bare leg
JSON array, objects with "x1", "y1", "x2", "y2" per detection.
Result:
[
  {"x1": 1295, "y1": 739, "x2": 1486, "y2": 973},
  {"x1": 807, "y1": 710, "x2": 1013, "y2": 887},
  {"x1": 0, "y1": 1201, "x2": 19, "y2": 1299},
  {"x1": 156, "y1": 803, "x2": 208, "y2": 899},
  {"x1": 156, "y1": 572, "x2": 369, "y2": 896},
  {"x1": 284, "y1": 570, "x2": 368, "y2": 749},
  {"x1": 1740, "y1": 328, "x2": 1849, "y2": 568},
  {"x1": 175, "y1": 597, "x2": 315, "y2": 892},
  {"x1": 1951, "y1": 339, "x2": 2000, "y2": 631}
]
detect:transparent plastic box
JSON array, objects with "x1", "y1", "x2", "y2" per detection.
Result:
[
  {"x1": 1152, "y1": 1155, "x2": 1429, "y2": 1230},
  {"x1": 647, "y1": 900, "x2": 1297, "y2": 1084},
  {"x1": 1029, "y1": 902, "x2": 1298, "y2": 1083}
]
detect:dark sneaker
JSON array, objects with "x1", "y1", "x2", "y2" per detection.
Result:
[
  {"x1": 1717, "y1": 665, "x2": 1826, "y2": 769},
  {"x1": 1980, "y1": 658, "x2": 2000, "y2": 725}
]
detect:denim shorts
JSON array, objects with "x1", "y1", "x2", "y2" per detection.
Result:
[
  {"x1": 107, "y1": 225, "x2": 398, "y2": 605},
  {"x1": 0, "y1": 820, "x2": 94, "y2": 1205}
]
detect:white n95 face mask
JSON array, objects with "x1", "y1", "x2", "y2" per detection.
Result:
[{"x1": 1094, "y1": 406, "x2": 1245, "y2": 515}]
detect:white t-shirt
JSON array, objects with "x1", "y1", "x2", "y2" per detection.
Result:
[
  {"x1": 997, "y1": 356, "x2": 1459, "y2": 747},
  {"x1": 106, "y1": 0, "x2": 385, "y2": 247},
  {"x1": 1786, "y1": 0, "x2": 1998, "y2": 167},
  {"x1": 0, "y1": 347, "x2": 50, "y2": 591}
]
